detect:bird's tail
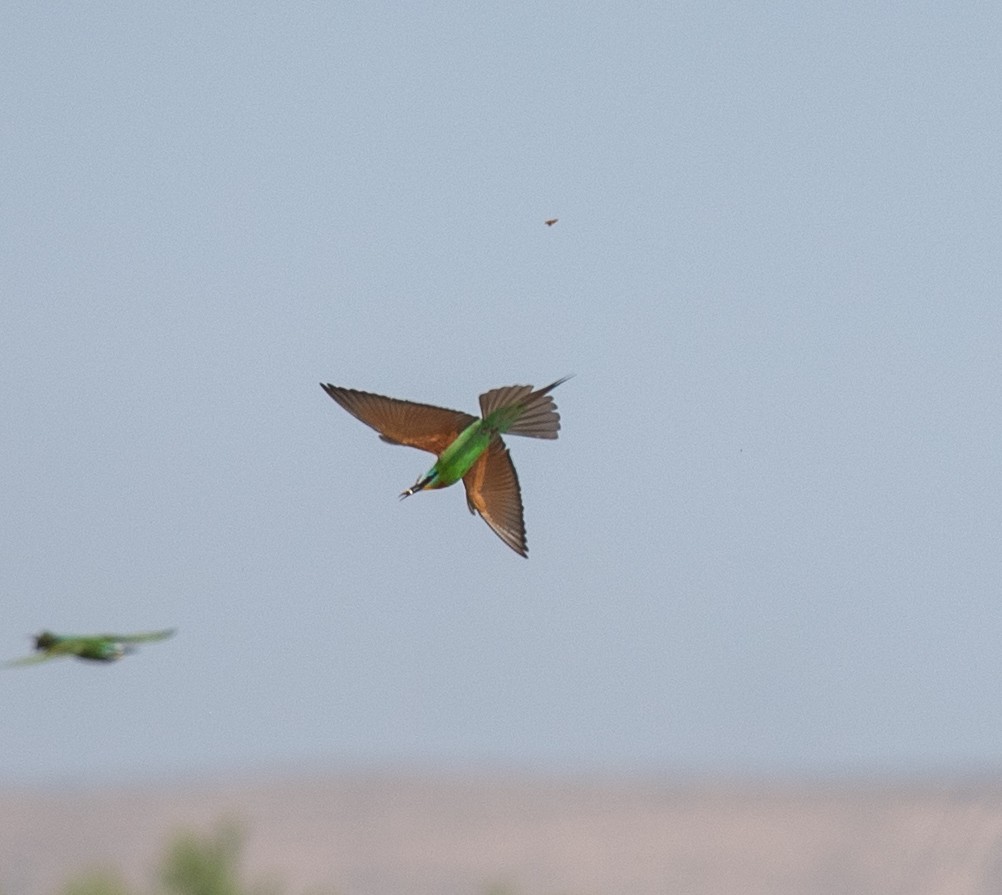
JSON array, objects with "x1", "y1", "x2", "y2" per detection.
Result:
[{"x1": 479, "y1": 375, "x2": 572, "y2": 439}]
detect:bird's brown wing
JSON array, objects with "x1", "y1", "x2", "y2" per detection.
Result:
[
  {"x1": 321, "y1": 385, "x2": 476, "y2": 455},
  {"x1": 462, "y1": 437, "x2": 527, "y2": 557}
]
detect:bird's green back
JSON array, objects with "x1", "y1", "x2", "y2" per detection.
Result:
[
  {"x1": 429, "y1": 419, "x2": 496, "y2": 488},
  {"x1": 421, "y1": 377, "x2": 572, "y2": 489}
]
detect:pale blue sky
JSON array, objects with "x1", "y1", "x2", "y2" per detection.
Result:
[{"x1": 2, "y1": 2, "x2": 1000, "y2": 784}]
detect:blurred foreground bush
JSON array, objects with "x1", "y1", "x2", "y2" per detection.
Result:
[
  {"x1": 60, "y1": 825, "x2": 278, "y2": 895},
  {"x1": 56, "y1": 825, "x2": 520, "y2": 895}
]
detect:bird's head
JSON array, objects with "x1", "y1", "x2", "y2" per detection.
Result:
[{"x1": 34, "y1": 631, "x2": 57, "y2": 651}]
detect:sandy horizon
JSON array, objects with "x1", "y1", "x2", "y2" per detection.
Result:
[{"x1": 4, "y1": 768, "x2": 1002, "y2": 895}]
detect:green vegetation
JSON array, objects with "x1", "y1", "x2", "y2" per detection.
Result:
[
  {"x1": 159, "y1": 825, "x2": 276, "y2": 895},
  {"x1": 62, "y1": 870, "x2": 131, "y2": 895},
  {"x1": 59, "y1": 826, "x2": 283, "y2": 895},
  {"x1": 56, "y1": 825, "x2": 528, "y2": 895}
]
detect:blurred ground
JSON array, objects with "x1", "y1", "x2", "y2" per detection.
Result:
[{"x1": 3, "y1": 771, "x2": 1002, "y2": 895}]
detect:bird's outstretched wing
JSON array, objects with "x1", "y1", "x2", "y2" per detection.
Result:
[
  {"x1": 100, "y1": 629, "x2": 176, "y2": 644},
  {"x1": 3, "y1": 653, "x2": 62, "y2": 668},
  {"x1": 462, "y1": 437, "x2": 527, "y2": 557},
  {"x1": 321, "y1": 385, "x2": 476, "y2": 455}
]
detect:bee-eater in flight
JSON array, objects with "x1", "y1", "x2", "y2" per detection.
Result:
[
  {"x1": 320, "y1": 377, "x2": 571, "y2": 556},
  {"x1": 4, "y1": 629, "x2": 176, "y2": 667}
]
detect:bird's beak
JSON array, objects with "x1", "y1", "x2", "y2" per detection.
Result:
[{"x1": 399, "y1": 474, "x2": 432, "y2": 500}]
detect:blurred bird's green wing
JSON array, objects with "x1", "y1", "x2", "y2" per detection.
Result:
[
  {"x1": 462, "y1": 438, "x2": 528, "y2": 557},
  {"x1": 321, "y1": 385, "x2": 476, "y2": 455},
  {"x1": 3, "y1": 653, "x2": 63, "y2": 668},
  {"x1": 102, "y1": 629, "x2": 176, "y2": 644}
]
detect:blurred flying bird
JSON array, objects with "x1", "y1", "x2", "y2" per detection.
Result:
[
  {"x1": 4, "y1": 629, "x2": 176, "y2": 667},
  {"x1": 545, "y1": 218, "x2": 558, "y2": 226},
  {"x1": 321, "y1": 377, "x2": 571, "y2": 556}
]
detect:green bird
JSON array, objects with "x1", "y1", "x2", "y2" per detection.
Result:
[
  {"x1": 321, "y1": 377, "x2": 571, "y2": 556},
  {"x1": 4, "y1": 629, "x2": 176, "y2": 667}
]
